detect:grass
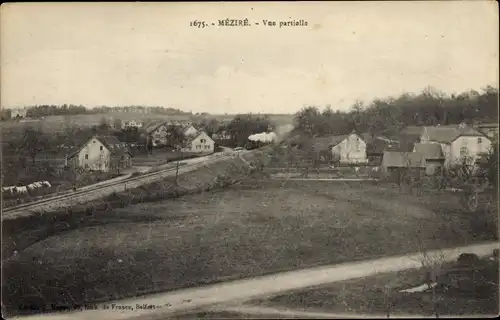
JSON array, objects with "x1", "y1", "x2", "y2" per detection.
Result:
[
  {"x1": 2, "y1": 176, "x2": 496, "y2": 317},
  {"x1": 252, "y1": 256, "x2": 499, "y2": 317}
]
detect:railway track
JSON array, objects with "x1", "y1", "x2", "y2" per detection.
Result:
[{"x1": 2, "y1": 152, "x2": 237, "y2": 221}]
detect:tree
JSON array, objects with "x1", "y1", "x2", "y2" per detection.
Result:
[
  {"x1": 227, "y1": 114, "x2": 275, "y2": 148},
  {"x1": 19, "y1": 128, "x2": 50, "y2": 165},
  {"x1": 113, "y1": 118, "x2": 123, "y2": 130},
  {"x1": 294, "y1": 106, "x2": 321, "y2": 137},
  {"x1": 98, "y1": 117, "x2": 110, "y2": 130},
  {"x1": 477, "y1": 141, "x2": 498, "y2": 189},
  {"x1": 169, "y1": 126, "x2": 187, "y2": 184}
]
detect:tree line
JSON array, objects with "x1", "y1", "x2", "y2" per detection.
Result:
[
  {"x1": 294, "y1": 85, "x2": 498, "y2": 138},
  {"x1": 5, "y1": 105, "x2": 193, "y2": 118}
]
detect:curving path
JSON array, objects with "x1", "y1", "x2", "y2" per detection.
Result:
[{"x1": 12, "y1": 241, "x2": 498, "y2": 320}]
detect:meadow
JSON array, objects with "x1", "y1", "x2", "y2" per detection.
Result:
[{"x1": 3, "y1": 177, "x2": 496, "y2": 316}]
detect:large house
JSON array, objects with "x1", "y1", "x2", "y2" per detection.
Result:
[
  {"x1": 181, "y1": 131, "x2": 215, "y2": 153},
  {"x1": 67, "y1": 135, "x2": 132, "y2": 173},
  {"x1": 420, "y1": 123, "x2": 491, "y2": 168}
]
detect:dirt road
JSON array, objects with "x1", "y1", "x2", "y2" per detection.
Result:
[{"x1": 14, "y1": 241, "x2": 498, "y2": 320}]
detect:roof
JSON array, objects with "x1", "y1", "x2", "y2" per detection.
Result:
[
  {"x1": 382, "y1": 151, "x2": 425, "y2": 168},
  {"x1": 145, "y1": 121, "x2": 168, "y2": 134},
  {"x1": 308, "y1": 134, "x2": 346, "y2": 152},
  {"x1": 424, "y1": 124, "x2": 486, "y2": 144},
  {"x1": 181, "y1": 125, "x2": 198, "y2": 135},
  {"x1": 475, "y1": 123, "x2": 498, "y2": 129},
  {"x1": 413, "y1": 143, "x2": 444, "y2": 159},
  {"x1": 400, "y1": 126, "x2": 425, "y2": 136},
  {"x1": 182, "y1": 131, "x2": 211, "y2": 148},
  {"x1": 68, "y1": 135, "x2": 131, "y2": 159},
  {"x1": 366, "y1": 137, "x2": 401, "y2": 155}
]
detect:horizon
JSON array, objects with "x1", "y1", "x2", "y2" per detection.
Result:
[
  {"x1": 2, "y1": 83, "x2": 498, "y2": 114},
  {"x1": 1, "y1": 2, "x2": 498, "y2": 114}
]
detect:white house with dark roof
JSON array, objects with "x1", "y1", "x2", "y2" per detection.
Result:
[
  {"x1": 420, "y1": 123, "x2": 491, "y2": 168},
  {"x1": 330, "y1": 131, "x2": 368, "y2": 164},
  {"x1": 308, "y1": 131, "x2": 368, "y2": 164},
  {"x1": 67, "y1": 135, "x2": 132, "y2": 173},
  {"x1": 181, "y1": 131, "x2": 214, "y2": 153}
]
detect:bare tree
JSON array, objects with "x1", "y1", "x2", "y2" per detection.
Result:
[{"x1": 411, "y1": 237, "x2": 451, "y2": 318}]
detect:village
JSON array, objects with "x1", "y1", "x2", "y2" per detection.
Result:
[{"x1": 2, "y1": 2, "x2": 499, "y2": 319}]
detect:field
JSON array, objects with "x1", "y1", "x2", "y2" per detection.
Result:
[
  {"x1": 252, "y1": 256, "x2": 499, "y2": 317},
  {"x1": 3, "y1": 177, "x2": 496, "y2": 316},
  {"x1": 1, "y1": 112, "x2": 295, "y2": 134}
]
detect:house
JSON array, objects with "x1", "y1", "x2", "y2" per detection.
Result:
[
  {"x1": 413, "y1": 143, "x2": 445, "y2": 175},
  {"x1": 181, "y1": 124, "x2": 198, "y2": 137},
  {"x1": 145, "y1": 122, "x2": 170, "y2": 147},
  {"x1": 381, "y1": 151, "x2": 426, "y2": 181},
  {"x1": 10, "y1": 108, "x2": 28, "y2": 119},
  {"x1": 303, "y1": 131, "x2": 368, "y2": 165},
  {"x1": 122, "y1": 120, "x2": 143, "y2": 130},
  {"x1": 330, "y1": 131, "x2": 368, "y2": 164},
  {"x1": 420, "y1": 123, "x2": 492, "y2": 168},
  {"x1": 364, "y1": 134, "x2": 401, "y2": 165},
  {"x1": 67, "y1": 135, "x2": 132, "y2": 173},
  {"x1": 181, "y1": 131, "x2": 215, "y2": 153},
  {"x1": 475, "y1": 123, "x2": 498, "y2": 140},
  {"x1": 212, "y1": 130, "x2": 232, "y2": 141}
]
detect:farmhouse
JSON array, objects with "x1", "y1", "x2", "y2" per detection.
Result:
[
  {"x1": 67, "y1": 135, "x2": 132, "y2": 173},
  {"x1": 330, "y1": 131, "x2": 368, "y2": 164},
  {"x1": 420, "y1": 123, "x2": 491, "y2": 168},
  {"x1": 181, "y1": 131, "x2": 215, "y2": 153}
]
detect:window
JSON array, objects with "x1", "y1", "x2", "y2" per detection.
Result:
[
  {"x1": 100, "y1": 146, "x2": 103, "y2": 151},
  {"x1": 478, "y1": 137, "x2": 482, "y2": 144},
  {"x1": 200, "y1": 139, "x2": 206, "y2": 143},
  {"x1": 85, "y1": 154, "x2": 89, "y2": 159}
]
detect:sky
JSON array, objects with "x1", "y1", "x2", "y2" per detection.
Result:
[{"x1": 1, "y1": 1, "x2": 498, "y2": 114}]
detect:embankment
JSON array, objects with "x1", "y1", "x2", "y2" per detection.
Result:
[{"x1": 2, "y1": 150, "x2": 270, "y2": 260}]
